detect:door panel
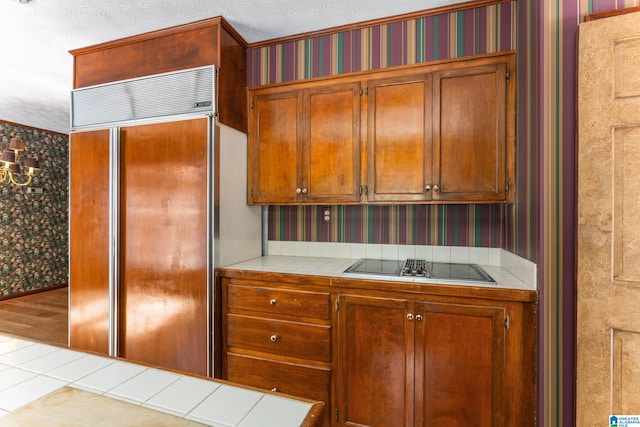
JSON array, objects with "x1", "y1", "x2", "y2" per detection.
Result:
[
  {"x1": 248, "y1": 92, "x2": 300, "y2": 203},
  {"x1": 337, "y1": 295, "x2": 414, "y2": 427},
  {"x1": 434, "y1": 64, "x2": 506, "y2": 201},
  {"x1": 577, "y1": 10, "x2": 640, "y2": 423},
  {"x1": 305, "y1": 83, "x2": 361, "y2": 202},
  {"x1": 416, "y1": 303, "x2": 505, "y2": 427},
  {"x1": 68, "y1": 130, "x2": 111, "y2": 354},
  {"x1": 119, "y1": 119, "x2": 209, "y2": 375},
  {"x1": 367, "y1": 74, "x2": 433, "y2": 202}
]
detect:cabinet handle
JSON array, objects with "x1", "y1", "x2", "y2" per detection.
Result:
[
  {"x1": 416, "y1": 314, "x2": 423, "y2": 321},
  {"x1": 407, "y1": 313, "x2": 414, "y2": 320},
  {"x1": 433, "y1": 184, "x2": 440, "y2": 192},
  {"x1": 270, "y1": 334, "x2": 278, "y2": 342},
  {"x1": 425, "y1": 185, "x2": 432, "y2": 192},
  {"x1": 296, "y1": 188, "x2": 302, "y2": 194},
  {"x1": 270, "y1": 298, "x2": 277, "y2": 305},
  {"x1": 301, "y1": 187, "x2": 308, "y2": 194}
]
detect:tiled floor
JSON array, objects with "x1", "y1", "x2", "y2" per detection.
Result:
[{"x1": 0, "y1": 333, "x2": 315, "y2": 426}]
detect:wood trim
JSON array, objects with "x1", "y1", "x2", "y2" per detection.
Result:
[
  {"x1": 217, "y1": 267, "x2": 538, "y2": 303},
  {"x1": 248, "y1": 0, "x2": 512, "y2": 48},
  {"x1": 0, "y1": 120, "x2": 69, "y2": 137},
  {"x1": 584, "y1": 6, "x2": 640, "y2": 22},
  {"x1": 0, "y1": 284, "x2": 67, "y2": 302},
  {"x1": 247, "y1": 50, "x2": 515, "y2": 90},
  {"x1": 69, "y1": 16, "x2": 246, "y2": 56}
]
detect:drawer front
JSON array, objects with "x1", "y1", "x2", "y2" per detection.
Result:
[
  {"x1": 227, "y1": 283, "x2": 331, "y2": 319},
  {"x1": 226, "y1": 353, "x2": 331, "y2": 427},
  {"x1": 227, "y1": 314, "x2": 331, "y2": 362}
]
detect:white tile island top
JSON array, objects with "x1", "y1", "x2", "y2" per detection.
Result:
[{"x1": 0, "y1": 333, "x2": 322, "y2": 426}]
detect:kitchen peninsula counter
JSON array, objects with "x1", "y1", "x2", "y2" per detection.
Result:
[{"x1": 0, "y1": 333, "x2": 323, "y2": 426}]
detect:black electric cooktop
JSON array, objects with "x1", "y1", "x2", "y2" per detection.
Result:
[{"x1": 343, "y1": 258, "x2": 496, "y2": 285}]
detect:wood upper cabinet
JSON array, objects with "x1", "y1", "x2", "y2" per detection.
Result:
[
  {"x1": 367, "y1": 73, "x2": 433, "y2": 202},
  {"x1": 247, "y1": 52, "x2": 515, "y2": 205},
  {"x1": 336, "y1": 295, "x2": 508, "y2": 427},
  {"x1": 248, "y1": 81, "x2": 361, "y2": 204},
  {"x1": 248, "y1": 89, "x2": 301, "y2": 204},
  {"x1": 433, "y1": 60, "x2": 512, "y2": 202}
]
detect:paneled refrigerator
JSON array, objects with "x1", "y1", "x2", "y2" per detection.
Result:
[{"x1": 68, "y1": 66, "x2": 261, "y2": 376}]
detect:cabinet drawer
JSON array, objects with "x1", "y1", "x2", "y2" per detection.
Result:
[
  {"x1": 227, "y1": 314, "x2": 331, "y2": 362},
  {"x1": 226, "y1": 352, "x2": 330, "y2": 404},
  {"x1": 227, "y1": 283, "x2": 331, "y2": 319},
  {"x1": 226, "y1": 353, "x2": 331, "y2": 427}
]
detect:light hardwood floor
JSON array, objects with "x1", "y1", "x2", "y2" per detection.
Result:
[{"x1": 0, "y1": 287, "x2": 68, "y2": 347}]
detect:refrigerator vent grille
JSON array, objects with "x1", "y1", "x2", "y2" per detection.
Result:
[{"x1": 71, "y1": 65, "x2": 215, "y2": 129}]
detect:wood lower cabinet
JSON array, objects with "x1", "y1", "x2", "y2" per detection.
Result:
[
  {"x1": 221, "y1": 278, "x2": 333, "y2": 427},
  {"x1": 336, "y1": 292, "x2": 534, "y2": 427},
  {"x1": 218, "y1": 271, "x2": 536, "y2": 427},
  {"x1": 336, "y1": 296, "x2": 506, "y2": 426}
]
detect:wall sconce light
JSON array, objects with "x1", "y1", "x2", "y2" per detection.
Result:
[{"x1": 0, "y1": 136, "x2": 40, "y2": 186}]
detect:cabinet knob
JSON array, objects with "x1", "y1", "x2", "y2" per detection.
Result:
[
  {"x1": 270, "y1": 334, "x2": 278, "y2": 342},
  {"x1": 425, "y1": 185, "x2": 432, "y2": 192},
  {"x1": 296, "y1": 188, "x2": 302, "y2": 194},
  {"x1": 407, "y1": 313, "x2": 414, "y2": 320},
  {"x1": 270, "y1": 298, "x2": 277, "y2": 305},
  {"x1": 416, "y1": 314, "x2": 424, "y2": 321},
  {"x1": 301, "y1": 187, "x2": 308, "y2": 194},
  {"x1": 433, "y1": 184, "x2": 440, "y2": 192}
]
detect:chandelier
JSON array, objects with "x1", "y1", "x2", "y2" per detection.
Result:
[{"x1": 0, "y1": 136, "x2": 40, "y2": 186}]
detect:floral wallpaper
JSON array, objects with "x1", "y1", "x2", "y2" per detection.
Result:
[{"x1": 0, "y1": 121, "x2": 68, "y2": 297}]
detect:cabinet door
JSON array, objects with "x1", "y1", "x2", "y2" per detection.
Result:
[
  {"x1": 248, "y1": 90, "x2": 301, "y2": 204},
  {"x1": 337, "y1": 295, "x2": 415, "y2": 427},
  {"x1": 303, "y1": 82, "x2": 361, "y2": 203},
  {"x1": 119, "y1": 119, "x2": 209, "y2": 376},
  {"x1": 367, "y1": 73, "x2": 433, "y2": 202},
  {"x1": 415, "y1": 302, "x2": 506, "y2": 427},
  {"x1": 434, "y1": 62, "x2": 509, "y2": 201},
  {"x1": 69, "y1": 129, "x2": 111, "y2": 355}
]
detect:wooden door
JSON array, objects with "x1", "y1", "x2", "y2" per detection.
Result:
[
  {"x1": 434, "y1": 61, "x2": 509, "y2": 202},
  {"x1": 248, "y1": 90, "x2": 301, "y2": 204},
  {"x1": 415, "y1": 302, "x2": 505, "y2": 427},
  {"x1": 367, "y1": 73, "x2": 434, "y2": 202},
  {"x1": 337, "y1": 295, "x2": 415, "y2": 427},
  {"x1": 303, "y1": 82, "x2": 361, "y2": 203},
  {"x1": 119, "y1": 119, "x2": 209, "y2": 376},
  {"x1": 577, "y1": 11, "x2": 640, "y2": 424},
  {"x1": 68, "y1": 129, "x2": 111, "y2": 354}
]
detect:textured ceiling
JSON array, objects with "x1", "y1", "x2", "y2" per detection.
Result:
[{"x1": 0, "y1": 0, "x2": 465, "y2": 134}]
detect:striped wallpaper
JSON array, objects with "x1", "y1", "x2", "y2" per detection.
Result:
[
  {"x1": 268, "y1": 204, "x2": 507, "y2": 247},
  {"x1": 248, "y1": 1, "x2": 640, "y2": 426},
  {"x1": 248, "y1": 2, "x2": 516, "y2": 85},
  {"x1": 249, "y1": 1, "x2": 521, "y2": 254}
]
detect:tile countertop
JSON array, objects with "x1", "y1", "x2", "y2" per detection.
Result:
[
  {"x1": 221, "y1": 254, "x2": 537, "y2": 292},
  {"x1": 0, "y1": 334, "x2": 322, "y2": 427}
]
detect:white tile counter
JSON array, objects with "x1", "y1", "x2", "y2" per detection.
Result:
[
  {"x1": 223, "y1": 247, "x2": 537, "y2": 292},
  {"x1": 0, "y1": 334, "x2": 321, "y2": 426}
]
